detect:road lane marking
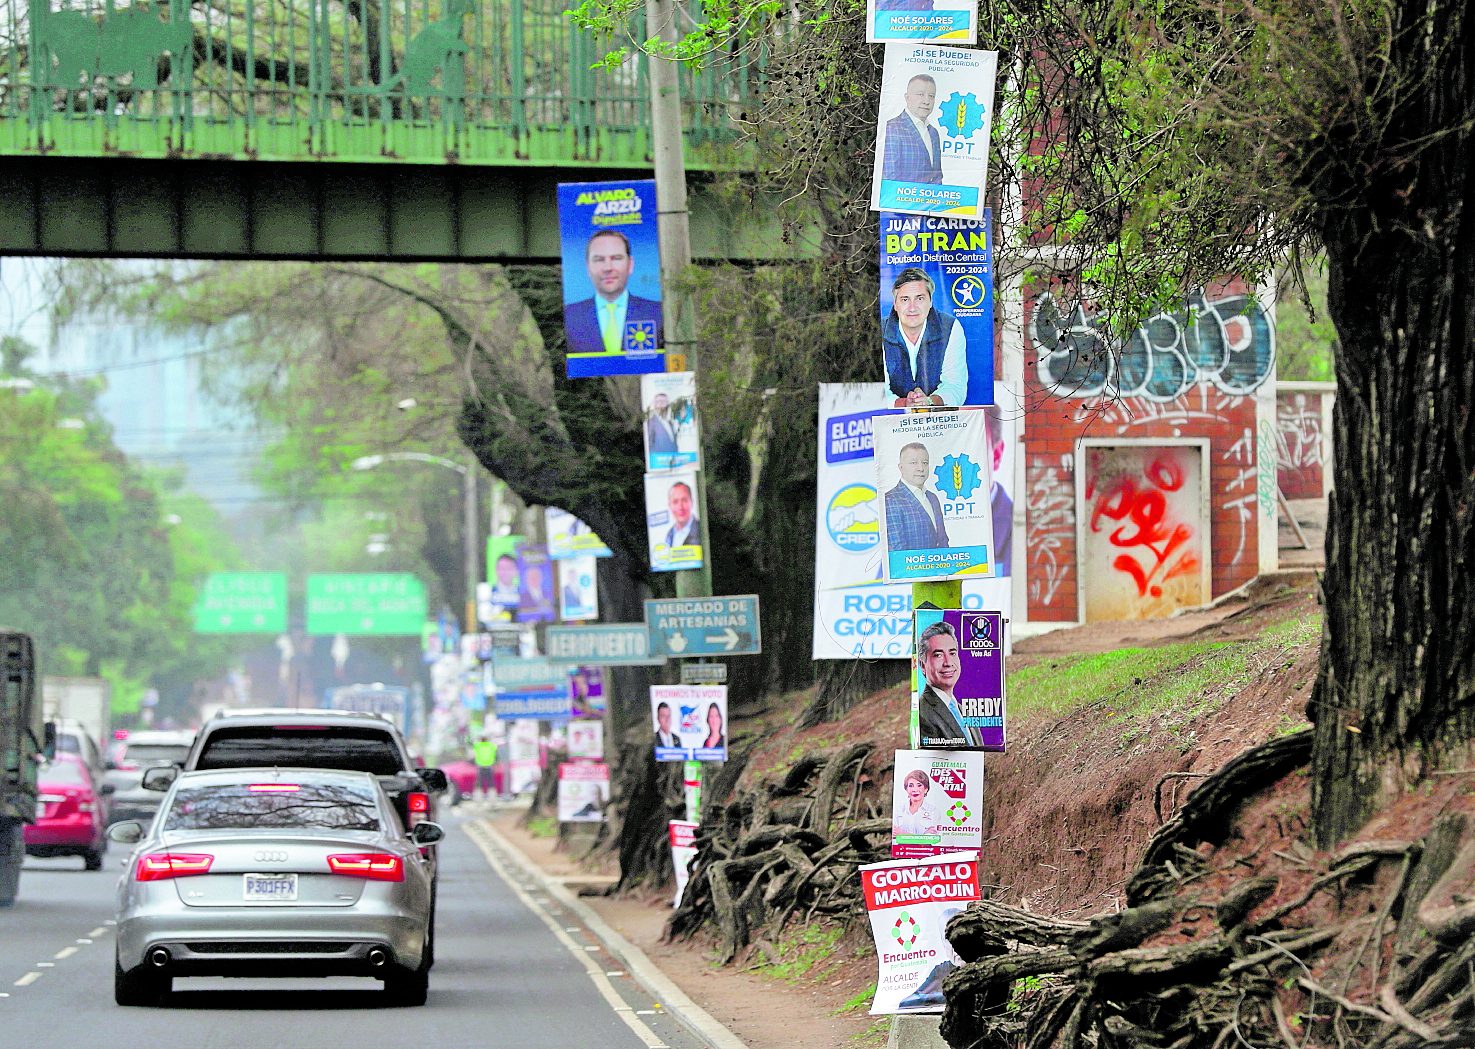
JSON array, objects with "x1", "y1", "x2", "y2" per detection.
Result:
[
  {"x1": 87, "y1": 927, "x2": 108, "y2": 937},
  {"x1": 462, "y1": 823, "x2": 670, "y2": 1049},
  {"x1": 53, "y1": 948, "x2": 78, "y2": 960},
  {"x1": 13, "y1": 973, "x2": 41, "y2": 987},
  {"x1": 75, "y1": 939, "x2": 93, "y2": 944},
  {"x1": 35, "y1": 963, "x2": 54, "y2": 968}
]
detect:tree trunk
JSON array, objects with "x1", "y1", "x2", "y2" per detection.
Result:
[{"x1": 1310, "y1": 0, "x2": 1475, "y2": 846}]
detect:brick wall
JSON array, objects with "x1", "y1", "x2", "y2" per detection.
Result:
[{"x1": 1276, "y1": 391, "x2": 1326, "y2": 499}]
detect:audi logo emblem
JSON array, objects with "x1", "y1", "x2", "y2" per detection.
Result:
[{"x1": 252, "y1": 850, "x2": 289, "y2": 862}]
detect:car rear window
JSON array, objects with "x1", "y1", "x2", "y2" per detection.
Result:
[
  {"x1": 123, "y1": 745, "x2": 190, "y2": 765},
  {"x1": 41, "y1": 761, "x2": 88, "y2": 786},
  {"x1": 162, "y1": 782, "x2": 381, "y2": 831},
  {"x1": 194, "y1": 726, "x2": 406, "y2": 776}
]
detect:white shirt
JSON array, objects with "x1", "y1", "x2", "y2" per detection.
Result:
[
  {"x1": 899, "y1": 318, "x2": 969, "y2": 405},
  {"x1": 901, "y1": 479, "x2": 939, "y2": 529},
  {"x1": 906, "y1": 110, "x2": 935, "y2": 165},
  {"x1": 894, "y1": 801, "x2": 936, "y2": 836}
]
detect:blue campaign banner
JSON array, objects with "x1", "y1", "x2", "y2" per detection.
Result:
[
  {"x1": 557, "y1": 180, "x2": 665, "y2": 378},
  {"x1": 870, "y1": 8, "x2": 975, "y2": 43},
  {"x1": 879, "y1": 211, "x2": 994, "y2": 407},
  {"x1": 877, "y1": 181, "x2": 979, "y2": 215}
]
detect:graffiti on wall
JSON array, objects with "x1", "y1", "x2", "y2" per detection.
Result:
[
  {"x1": 1031, "y1": 292, "x2": 1275, "y2": 402},
  {"x1": 1276, "y1": 393, "x2": 1325, "y2": 499},
  {"x1": 1080, "y1": 446, "x2": 1205, "y2": 621},
  {"x1": 1027, "y1": 454, "x2": 1075, "y2": 608}
]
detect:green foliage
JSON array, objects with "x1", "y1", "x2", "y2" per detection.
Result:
[
  {"x1": 1276, "y1": 259, "x2": 1337, "y2": 381},
  {"x1": 830, "y1": 982, "x2": 878, "y2": 1015},
  {"x1": 745, "y1": 921, "x2": 846, "y2": 980},
  {"x1": 0, "y1": 355, "x2": 241, "y2": 717}
]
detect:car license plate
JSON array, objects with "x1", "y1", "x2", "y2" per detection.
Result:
[{"x1": 243, "y1": 873, "x2": 298, "y2": 901}]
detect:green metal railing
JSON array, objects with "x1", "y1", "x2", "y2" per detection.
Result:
[{"x1": 0, "y1": 0, "x2": 758, "y2": 166}]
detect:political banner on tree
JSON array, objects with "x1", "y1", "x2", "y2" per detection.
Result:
[
  {"x1": 861, "y1": 852, "x2": 979, "y2": 1014},
  {"x1": 870, "y1": 45, "x2": 998, "y2": 221},
  {"x1": 642, "y1": 371, "x2": 700, "y2": 471},
  {"x1": 557, "y1": 556, "x2": 599, "y2": 622},
  {"x1": 645, "y1": 469, "x2": 704, "y2": 573},
  {"x1": 650, "y1": 684, "x2": 727, "y2": 762},
  {"x1": 670, "y1": 820, "x2": 700, "y2": 907},
  {"x1": 515, "y1": 545, "x2": 556, "y2": 623},
  {"x1": 568, "y1": 719, "x2": 603, "y2": 759},
  {"x1": 911, "y1": 609, "x2": 1006, "y2": 751},
  {"x1": 557, "y1": 180, "x2": 665, "y2": 377},
  {"x1": 874, "y1": 410, "x2": 995, "y2": 582},
  {"x1": 483, "y1": 535, "x2": 527, "y2": 623},
  {"x1": 866, "y1": 0, "x2": 976, "y2": 44},
  {"x1": 546, "y1": 507, "x2": 613, "y2": 559},
  {"x1": 568, "y1": 666, "x2": 606, "y2": 720},
  {"x1": 812, "y1": 384, "x2": 1016, "y2": 659},
  {"x1": 557, "y1": 762, "x2": 610, "y2": 822},
  {"x1": 891, "y1": 749, "x2": 985, "y2": 859},
  {"x1": 879, "y1": 211, "x2": 994, "y2": 408}
]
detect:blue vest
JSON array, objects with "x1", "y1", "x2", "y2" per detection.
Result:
[{"x1": 883, "y1": 308, "x2": 955, "y2": 401}]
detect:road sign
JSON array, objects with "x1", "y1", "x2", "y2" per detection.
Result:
[
  {"x1": 546, "y1": 624, "x2": 666, "y2": 666},
  {"x1": 681, "y1": 662, "x2": 727, "y2": 684},
  {"x1": 490, "y1": 656, "x2": 571, "y2": 719},
  {"x1": 193, "y1": 573, "x2": 287, "y2": 633},
  {"x1": 305, "y1": 573, "x2": 426, "y2": 635},
  {"x1": 645, "y1": 596, "x2": 761, "y2": 657}
]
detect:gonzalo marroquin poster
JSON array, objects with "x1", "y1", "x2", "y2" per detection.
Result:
[{"x1": 861, "y1": 852, "x2": 980, "y2": 1013}]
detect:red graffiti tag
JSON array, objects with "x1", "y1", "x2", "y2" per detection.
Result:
[{"x1": 1090, "y1": 457, "x2": 1197, "y2": 599}]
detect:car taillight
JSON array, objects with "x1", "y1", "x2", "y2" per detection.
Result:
[
  {"x1": 136, "y1": 853, "x2": 214, "y2": 881},
  {"x1": 406, "y1": 792, "x2": 430, "y2": 828},
  {"x1": 327, "y1": 854, "x2": 404, "y2": 881}
]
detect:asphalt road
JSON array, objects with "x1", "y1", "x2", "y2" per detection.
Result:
[{"x1": 0, "y1": 811, "x2": 705, "y2": 1049}]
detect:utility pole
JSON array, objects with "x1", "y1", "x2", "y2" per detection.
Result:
[
  {"x1": 464, "y1": 453, "x2": 479, "y2": 635},
  {"x1": 646, "y1": 0, "x2": 714, "y2": 819},
  {"x1": 645, "y1": 0, "x2": 713, "y2": 602}
]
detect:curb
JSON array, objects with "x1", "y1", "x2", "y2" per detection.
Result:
[{"x1": 473, "y1": 818, "x2": 749, "y2": 1049}]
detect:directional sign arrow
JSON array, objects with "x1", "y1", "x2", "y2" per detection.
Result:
[{"x1": 704, "y1": 627, "x2": 740, "y2": 651}]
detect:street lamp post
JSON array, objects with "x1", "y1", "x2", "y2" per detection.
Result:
[{"x1": 351, "y1": 452, "x2": 480, "y2": 633}]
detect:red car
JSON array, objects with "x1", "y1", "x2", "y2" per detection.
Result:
[{"x1": 25, "y1": 754, "x2": 112, "y2": 870}]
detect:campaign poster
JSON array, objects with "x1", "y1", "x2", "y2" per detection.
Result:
[
  {"x1": 879, "y1": 211, "x2": 993, "y2": 408},
  {"x1": 874, "y1": 410, "x2": 995, "y2": 581},
  {"x1": 558, "y1": 556, "x2": 599, "y2": 622},
  {"x1": 812, "y1": 384, "x2": 1016, "y2": 659},
  {"x1": 569, "y1": 666, "x2": 606, "y2": 720},
  {"x1": 516, "y1": 545, "x2": 556, "y2": 623},
  {"x1": 911, "y1": 609, "x2": 1006, "y2": 751},
  {"x1": 891, "y1": 749, "x2": 985, "y2": 859},
  {"x1": 483, "y1": 535, "x2": 527, "y2": 623},
  {"x1": 866, "y1": 0, "x2": 976, "y2": 44},
  {"x1": 645, "y1": 468, "x2": 704, "y2": 573},
  {"x1": 650, "y1": 684, "x2": 728, "y2": 762},
  {"x1": 642, "y1": 371, "x2": 701, "y2": 471},
  {"x1": 568, "y1": 719, "x2": 604, "y2": 759},
  {"x1": 557, "y1": 180, "x2": 665, "y2": 377},
  {"x1": 870, "y1": 45, "x2": 998, "y2": 220},
  {"x1": 557, "y1": 762, "x2": 610, "y2": 822},
  {"x1": 670, "y1": 820, "x2": 700, "y2": 907},
  {"x1": 860, "y1": 852, "x2": 979, "y2": 1014},
  {"x1": 546, "y1": 507, "x2": 614, "y2": 559}
]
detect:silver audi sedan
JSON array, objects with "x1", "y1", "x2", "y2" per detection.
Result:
[{"x1": 108, "y1": 767, "x2": 441, "y2": 1007}]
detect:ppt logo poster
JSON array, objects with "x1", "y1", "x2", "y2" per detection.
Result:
[
  {"x1": 870, "y1": 45, "x2": 998, "y2": 220},
  {"x1": 557, "y1": 180, "x2": 665, "y2": 377}
]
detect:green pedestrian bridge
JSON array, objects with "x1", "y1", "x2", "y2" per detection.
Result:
[{"x1": 0, "y1": 0, "x2": 777, "y2": 260}]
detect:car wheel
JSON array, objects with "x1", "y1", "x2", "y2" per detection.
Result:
[
  {"x1": 447, "y1": 781, "x2": 461, "y2": 807},
  {"x1": 83, "y1": 848, "x2": 104, "y2": 872},
  {"x1": 383, "y1": 965, "x2": 429, "y2": 1006},
  {"x1": 114, "y1": 957, "x2": 168, "y2": 1007}
]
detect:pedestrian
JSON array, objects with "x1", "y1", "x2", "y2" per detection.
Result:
[{"x1": 472, "y1": 737, "x2": 498, "y2": 800}]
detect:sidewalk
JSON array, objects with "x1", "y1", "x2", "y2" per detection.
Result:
[{"x1": 478, "y1": 806, "x2": 890, "y2": 1049}]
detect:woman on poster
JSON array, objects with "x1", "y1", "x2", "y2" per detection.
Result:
[
  {"x1": 893, "y1": 769, "x2": 937, "y2": 835},
  {"x1": 701, "y1": 704, "x2": 725, "y2": 750}
]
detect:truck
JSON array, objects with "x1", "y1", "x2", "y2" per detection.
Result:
[
  {"x1": 41, "y1": 676, "x2": 111, "y2": 766},
  {"x1": 2, "y1": 634, "x2": 45, "y2": 906}
]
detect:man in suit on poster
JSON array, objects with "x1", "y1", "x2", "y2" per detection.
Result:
[
  {"x1": 885, "y1": 442, "x2": 949, "y2": 554},
  {"x1": 881, "y1": 74, "x2": 944, "y2": 185},
  {"x1": 916, "y1": 620, "x2": 983, "y2": 748},
  {"x1": 646, "y1": 391, "x2": 680, "y2": 462},
  {"x1": 564, "y1": 230, "x2": 664, "y2": 357}
]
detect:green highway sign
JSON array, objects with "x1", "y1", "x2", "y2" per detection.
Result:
[
  {"x1": 545, "y1": 624, "x2": 666, "y2": 666},
  {"x1": 193, "y1": 573, "x2": 288, "y2": 633},
  {"x1": 305, "y1": 573, "x2": 427, "y2": 635}
]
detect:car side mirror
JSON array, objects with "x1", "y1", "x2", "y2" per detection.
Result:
[
  {"x1": 42, "y1": 722, "x2": 57, "y2": 761},
  {"x1": 418, "y1": 768, "x2": 449, "y2": 793},
  {"x1": 107, "y1": 821, "x2": 144, "y2": 844},
  {"x1": 99, "y1": 783, "x2": 116, "y2": 796},
  {"x1": 410, "y1": 821, "x2": 445, "y2": 846},
  {"x1": 141, "y1": 767, "x2": 177, "y2": 792}
]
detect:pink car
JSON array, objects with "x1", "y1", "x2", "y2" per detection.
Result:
[
  {"x1": 25, "y1": 754, "x2": 111, "y2": 870},
  {"x1": 439, "y1": 759, "x2": 502, "y2": 803}
]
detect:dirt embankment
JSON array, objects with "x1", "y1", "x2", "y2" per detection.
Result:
[{"x1": 508, "y1": 574, "x2": 1327, "y2": 1048}]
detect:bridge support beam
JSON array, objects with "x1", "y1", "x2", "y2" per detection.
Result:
[{"x1": 0, "y1": 157, "x2": 790, "y2": 263}]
